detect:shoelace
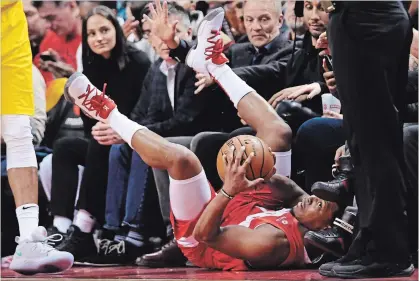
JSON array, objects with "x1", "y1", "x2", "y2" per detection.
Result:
[
  {"x1": 77, "y1": 83, "x2": 113, "y2": 118},
  {"x1": 204, "y1": 30, "x2": 224, "y2": 61},
  {"x1": 15, "y1": 234, "x2": 63, "y2": 253},
  {"x1": 107, "y1": 241, "x2": 126, "y2": 255}
]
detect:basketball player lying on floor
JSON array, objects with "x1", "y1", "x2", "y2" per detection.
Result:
[{"x1": 63, "y1": 7, "x2": 339, "y2": 271}]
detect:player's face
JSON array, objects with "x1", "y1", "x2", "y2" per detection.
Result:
[
  {"x1": 86, "y1": 15, "x2": 117, "y2": 59},
  {"x1": 303, "y1": 0, "x2": 328, "y2": 39},
  {"x1": 243, "y1": 0, "x2": 282, "y2": 48},
  {"x1": 293, "y1": 195, "x2": 338, "y2": 230}
]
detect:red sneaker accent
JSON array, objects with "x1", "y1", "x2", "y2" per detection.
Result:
[
  {"x1": 204, "y1": 30, "x2": 229, "y2": 65},
  {"x1": 77, "y1": 83, "x2": 116, "y2": 120}
]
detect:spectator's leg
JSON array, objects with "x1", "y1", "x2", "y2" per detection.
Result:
[
  {"x1": 294, "y1": 117, "x2": 345, "y2": 192},
  {"x1": 122, "y1": 150, "x2": 151, "y2": 247},
  {"x1": 152, "y1": 136, "x2": 193, "y2": 238},
  {"x1": 76, "y1": 139, "x2": 111, "y2": 226},
  {"x1": 103, "y1": 144, "x2": 131, "y2": 234},
  {"x1": 50, "y1": 137, "x2": 88, "y2": 233},
  {"x1": 190, "y1": 132, "x2": 229, "y2": 189}
]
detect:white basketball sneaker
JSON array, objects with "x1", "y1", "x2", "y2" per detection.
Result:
[
  {"x1": 64, "y1": 72, "x2": 117, "y2": 123},
  {"x1": 185, "y1": 7, "x2": 229, "y2": 75},
  {"x1": 9, "y1": 226, "x2": 74, "y2": 275}
]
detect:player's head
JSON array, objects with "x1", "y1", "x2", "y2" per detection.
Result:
[
  {"x1": 82, "y1": 5, "x2": 127, "y2": 70},
  {"x1": 34, "y1": 0, "x2": 80, "y2": 38},
  {"x1": 303, "y1": 0, "x2": 328, "y2": 39},
  {"x1": 243, "y1": 0, "x2": 283, "y2": 48},
  {"x1": 149, "y1": 3, "x2": 192, "y2": 61},
  {"x1": 292, "y1": 195, "x2": 339, "y2": 231}
]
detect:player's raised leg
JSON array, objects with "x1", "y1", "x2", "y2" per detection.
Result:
[
  {"x1": 186, "y1": 7, "x2": 292, "y2": 177},
  {"x1": 1, "y1": 1, "x2": 73, "y2": 275},
  {"x1": 64, "y1": 71, "x2": 215, "y2": 248}
]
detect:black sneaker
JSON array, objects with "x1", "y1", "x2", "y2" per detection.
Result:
[
  {"x1": 55, "y1": 225, "x2": 97, "y2": 263},
  {"x1": 85, "y1": 240, "x2": 152, "y2": 266},
  {"x1": 319, "y1": 257, "x2": 360, "y2": 277},
  {"x1": 331, "y1": 259, "x2": 415, "y2": 279},
  {"x1": 46, "y1": 226, "x2": 67, "y2": 248}
]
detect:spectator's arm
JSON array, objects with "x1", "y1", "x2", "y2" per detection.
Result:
[
  {"x1": 232, "y1": 45, "x2": 295, "y2": 99},
  {"x1": 31, "y1": 65, "x2": 47, "y2": 146},
  {"x1": 233, "y1": 61, "x2": 288, "y2": 100}
]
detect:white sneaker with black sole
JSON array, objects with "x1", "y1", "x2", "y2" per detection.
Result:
[{"x1": 9, "y1": 226, "x2": 74, "y2": 275}]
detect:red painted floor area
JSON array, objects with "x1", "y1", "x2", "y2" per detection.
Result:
[{"x1": 1, "y1": 266, "x2": 418, "y2": 281}]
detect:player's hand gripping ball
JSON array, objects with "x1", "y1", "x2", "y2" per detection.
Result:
[{"x1": 216, "y1": 135, "x2": 275, "y2": 181}]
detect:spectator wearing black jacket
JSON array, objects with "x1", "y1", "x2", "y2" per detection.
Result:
[{"x1": 45, "y1": 6, "x2": 150, "y2": 263}]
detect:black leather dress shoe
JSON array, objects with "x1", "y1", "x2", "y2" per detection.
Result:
[{"x1": 135, "y1": 238, "x2": 187, "y2": 268}]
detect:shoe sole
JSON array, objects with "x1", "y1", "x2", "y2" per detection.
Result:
[
  {"x1": 311, "y1": 188, "x2": 340, "y2": 203},
  {"x1": 63, "y1": 72, "x2": 84, "y2": 104},
  {"x1": 304, "y1": 234, "x2": 344, "y2": 258},
  {"x1": 331, "y1": 264, "x2": 415, "y2": 279},
  {"x1": 319, "y1": 266, "x2": 336, "y2": 277},
  {"x1": 74, "y1": 261, "x2": 126, "y2": 267}
]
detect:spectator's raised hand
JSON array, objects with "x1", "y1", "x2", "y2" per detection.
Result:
[
  {"x1": 316, "y1": 32, "x2": 330, "y2": 56},
  {"x1": 322, "y1": 59, "x2": 337, "y2": 93},
  {"x1": 123, "y1": 16, "x2": 140, "y2": 39},
  {"x1": 194, "y1": 73, "x2": 215, "y2": 94},
  {"x1": 92, "y1": 122, "x2": 124, "y2": 146},
  {"x1": 142, "y1": 0, "x2": 179, "y2": 49}
]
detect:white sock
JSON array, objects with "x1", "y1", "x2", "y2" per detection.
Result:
[
  {"x1": 16, "y1": 204, "x2": 39, "y2": 240},
  {"x1": 208, "y1": 64, "x2": 255, "y2": 108},
  {"x1": 274, "y1": 151, "x2": 292, "y2": 178},
  {"x1": 53, "y1": 215, "x2": 72, "y2": 233},
  {"x1": 108, "y1": 109, "x2": 146, "y2": 148},
  {"x1": 73, "y1": 209, "x2": 95, "y2": 233}
]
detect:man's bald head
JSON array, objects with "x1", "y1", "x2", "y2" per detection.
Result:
[{"x1": 243, "y1": 0, "x2": 283, "y2": 48}]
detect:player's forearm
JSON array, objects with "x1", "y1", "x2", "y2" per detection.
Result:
[{"x1": 192, "y1": 192, "x2": 230, "y2": 243}]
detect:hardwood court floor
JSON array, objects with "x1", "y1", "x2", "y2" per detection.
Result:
[{"x1": 1, "y1": 266, "x2": 418, "y2": 281}]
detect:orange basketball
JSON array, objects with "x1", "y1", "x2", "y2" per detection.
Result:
[{"x1": 216, "y1": 135, "x2": 275, "y2": 181}]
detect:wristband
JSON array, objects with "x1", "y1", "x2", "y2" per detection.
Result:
[{"x1": 220, "y1": 188, "x2": 234, "y2": 200}]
